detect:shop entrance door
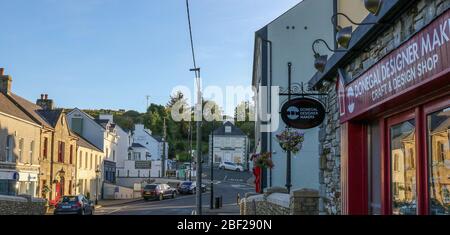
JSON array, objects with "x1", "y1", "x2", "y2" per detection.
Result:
[{"x1": 387, "y1": 110, "x2": 418, "y2": 215}]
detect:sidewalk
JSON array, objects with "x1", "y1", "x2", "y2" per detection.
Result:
[{"x1": 202, "y1": 203, "x2": 241, "y2": 215}]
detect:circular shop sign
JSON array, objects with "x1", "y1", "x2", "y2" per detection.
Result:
[{"x1": 281, "y1": 97, "x2": 326, "y2": 129}]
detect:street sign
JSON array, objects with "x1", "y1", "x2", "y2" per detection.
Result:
[
  {"x1": 281, "y1": 97, "x2": 326, "y2": 129},
  {"x1": 135, "y1": 161, "x2": 151, "y2": 169}
]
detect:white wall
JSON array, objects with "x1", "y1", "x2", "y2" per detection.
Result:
[
  {"x1": 67, "y1": 109, "x2": 104, "y2": 150},
  {"x1": 264, "y1": 0, "x2": 335, "y2": 191},
  {"x1": 133, "y1": 124, "x2": 167, "y2": 161},
  {"x1": 211, "y1": 135, "x2": 247, "y2": 165},
  {"x1": 115, "y1": 126, "x2": 131, "y2": 168}
]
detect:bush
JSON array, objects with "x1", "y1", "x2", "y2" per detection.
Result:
[{"x1": 176, "y1": 152, "x2": 191, "y2": 162}]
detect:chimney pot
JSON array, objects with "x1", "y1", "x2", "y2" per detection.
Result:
[
  {"x1": 44, "y1": 94, "x2": 48, "y2": 100},
  {"x1": 41, "y1": 94, "x2": 44, "y2": 99},
  {"x1": 0, "y1": 68, "x2": 4, "y2": 76}
]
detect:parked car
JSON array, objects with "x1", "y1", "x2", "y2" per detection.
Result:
[
  {"x1": 178, "y1": 181, "x2": 207, "y2": 194},
  {"x1": 219, "y1": 162, "x2": 244, "y2": 172},
  {"x1": 142, "y1": 183, "x2": 177, "y2": 201},
  {"x1": 54, "y1": 195, "x2": 94, "y2": 215}
]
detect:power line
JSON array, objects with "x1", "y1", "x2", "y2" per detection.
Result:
[{"x1": 186, "y1": 0, "x2": 198, "y2": 78}]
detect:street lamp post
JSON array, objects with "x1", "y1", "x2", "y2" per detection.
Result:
[{"x1": 95, "y1": 168, "x2": 101, "y2": 205}]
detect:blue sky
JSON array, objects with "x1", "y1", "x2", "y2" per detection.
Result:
[{"x1": 0, "y1": 0, "x2": 299, "y2": 113}]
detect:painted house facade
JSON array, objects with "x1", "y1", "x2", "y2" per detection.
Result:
[
  {"x1": 75, "y1": 134, "x2": 103, "y2": 200},
  {"x1": 67, "y1": 109, "x2": 118, "y2": 185},
  {"x1": 0, "y1": 71, "x2": 41, "y2": 197},
  {"x1": 209, "y1": 122, "x2": 249, "y2": 168},
  {"x1": 252, "y1": 0, "x2": 335, "y2": 193},
  {"x1": 132, "y1": 124, "x2": 168, "y2": 161}
]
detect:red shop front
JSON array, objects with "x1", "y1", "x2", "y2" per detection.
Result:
[{"x1": 338, "y1": 9, "x2": 450, "y2": 215}]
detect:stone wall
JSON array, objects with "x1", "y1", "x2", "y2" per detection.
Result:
[
  {"x1": 316, "y1": 0, "x2": 450, "y2": 215},
  {"x1": 0, "y1": 195, "x2": 47, "y2": 215},
  {"x1": 240, "y1": 188, "x2": 319, "y2": 215}
]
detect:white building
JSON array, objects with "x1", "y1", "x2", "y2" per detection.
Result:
[
  {"x1": 132, "y1": 124, "x2": 168, "y2": 161},
  {"x1": 117, "y1": 143, "x2": 152, "y2": 178},
  {"x1": 67, "y1": 109, "x2": 119, "y2": 184},
  {"x1": 209, "y1": 121, "x2": 249, "y2": 168},
  {"x1": 252, "y1": 0, "x2": 335, "y2": 192}
]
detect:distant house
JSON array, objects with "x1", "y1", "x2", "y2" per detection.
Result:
[
  {"x1": 117, "y1": 143, "x2": 152, "y2": 178},
  {"x1": 209, "y1": 121, "x2": 249, "y2": 168},
  {"x1": 132, "y1": 124, "x2": 168, "y2": 161}
]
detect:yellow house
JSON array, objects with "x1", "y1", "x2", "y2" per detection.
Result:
[
  {"x1": 0, "y1": 70, "x2": 41, "y2": 197},
  {"x1": 75, "y1": 134, "x2": 104, "y2": 201}
]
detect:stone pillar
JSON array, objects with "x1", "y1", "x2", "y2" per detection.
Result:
[{"x1": 290, "y1": 188, "x2": 320, "y2": 215}]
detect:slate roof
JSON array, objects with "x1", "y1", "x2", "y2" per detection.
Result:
[
  {"x1": 0, "y1": 93, "x2": 36, "y2": 124},
  {"x1": 212, "y1": 121, "x2": 246, "y2": 136},
  {"x1": 9, "y1": 93, "x2": 53, "y2": 129},
  {"x1": 75, "y1": 133, "x2": 103, "y2": 152},
  {"x1": 131, "y1": 143, "x2": 146, "y2": 148},
  {"x1": 94, "y1": 119, "x2": 109, "y2": 129},
  {"x1": 152, "y1": 135, "x2": 164, "y2": 142},
  {"x1": 36, "y1": 109, "x2": 63, "y2": 128}
]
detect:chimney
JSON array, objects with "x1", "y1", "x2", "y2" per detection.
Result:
[
  {"x1": 0, "y1": 68, "x2": 12, "y2": 95},
  {"x1": 36, "y1": 93, "x2": 54, "y2": 110}
]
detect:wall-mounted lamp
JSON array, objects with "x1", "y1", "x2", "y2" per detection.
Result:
[
  {"x1": 332, "y1": 13, "x2": 383, "y2": 49},
  {"x1": 364, "y1": 0, "x2": 383, "y2": 16},
  {"x1": 312, "y1": 39, "x2": 345, "y2": 72}
]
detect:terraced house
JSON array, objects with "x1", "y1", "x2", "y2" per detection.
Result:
[
  {"x1": 10, "y1": 93, "x2": 78, "y2": 205},
  {"x1": 0, "y1": 69, "x2": 41, "y2": 197}
]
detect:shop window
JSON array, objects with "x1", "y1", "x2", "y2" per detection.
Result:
[
  {"x1": 427, "y1": 107, "x2": 450, "y2": 215},
  {"x1": 390, "y1": 120, "x2": 417, "y2": 215}
]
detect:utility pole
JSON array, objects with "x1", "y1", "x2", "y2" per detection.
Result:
[
  {"x1": 162, "y1": 118, "x2": 167, "y2": 178},
  {"x1": 146, "y1": 95, "x2": 150, "y2": 111},
  {"x1": 189, "y1": 119, "x2": 192, "y2": 181},
  {"x1": 210, "y1": 121, "x2": 215, "y2": 209},
  {"x1": 190, "y1": 67, "x2": 202, "y2": 215}
]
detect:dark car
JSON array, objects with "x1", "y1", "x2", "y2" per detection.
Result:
[
  {"x1": 142, "y1": 183, "x2": 177, "y2": 201},
  {"x1": 54, "y1": 195, "x2": 94, "y2": 215},
  {"x1": 178, "y1": 181, "x2": 207, "y2": 194}
]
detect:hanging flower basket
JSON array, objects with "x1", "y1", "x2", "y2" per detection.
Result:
[
  {"x1": 275, "y1": 129, "x2": 305, "y2": 155},
  {"x1": 251, "y1": 152, "x2": 274, "y2": 169}
]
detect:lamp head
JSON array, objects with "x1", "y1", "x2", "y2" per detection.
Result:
[
  {"x1": 364, "y1": 0, "x2": 383, "y2": 16},
  {"x1": 336, "y1": 26, "x2": 353, "y2": 49},
  {"x1": 314, "y1": 53, "x2": 328, "y2": 73}
]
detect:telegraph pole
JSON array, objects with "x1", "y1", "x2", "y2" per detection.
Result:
[
  {"x1": 162, "y1": 118, "x2": 167, "y2": 178},
  {"x1": 190, "y1": 67, "x2": 202, "y2": 215},
  {"x1": 210, "y1": 121, "x2": 215, "y2": 209},
  {"x1": 146, "y1": 95, "x2": 150, "y2": 111}
]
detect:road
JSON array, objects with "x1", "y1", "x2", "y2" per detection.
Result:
[{"x1": 95, "y1": 180, "x2": 254, "y2": 215}]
